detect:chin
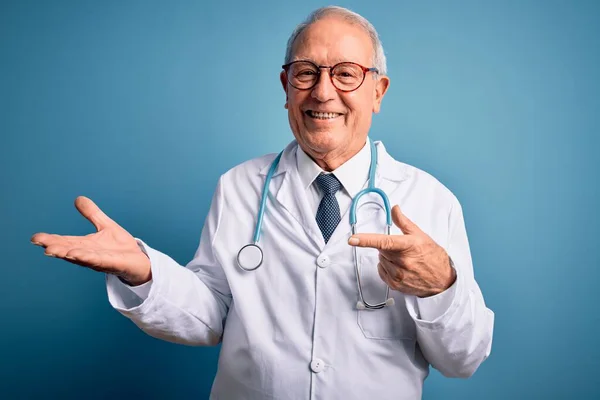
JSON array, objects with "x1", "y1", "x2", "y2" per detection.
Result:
[{"x1": 299, "y1": 130, "x2": 345, "y2": 154}]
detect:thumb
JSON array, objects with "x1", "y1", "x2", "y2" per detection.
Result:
[
  {"x1": 74, "y1": 196, "x2": 117, "y2": 232},
  {"x1": 392, "y1": 205, "x2": 420, "y2": 235}
]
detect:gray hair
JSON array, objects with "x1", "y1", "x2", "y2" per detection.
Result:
[{"x1": 284, "y1": 6, "x2": 387, "y2": 76}]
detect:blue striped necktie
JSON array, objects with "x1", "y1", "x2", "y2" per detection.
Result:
[{"x1": 315, "y1": 173, "x2": 343, "y2": 243}]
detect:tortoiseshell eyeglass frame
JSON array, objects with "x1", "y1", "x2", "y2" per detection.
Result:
[{"x1": 282, "y1": 60, "x2": 379, "y2": 92}]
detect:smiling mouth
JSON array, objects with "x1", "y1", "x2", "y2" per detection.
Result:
[{"x1": 305, "y1": 110, "x2": 343, "y2": 120}]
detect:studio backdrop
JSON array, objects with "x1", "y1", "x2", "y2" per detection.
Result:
[{"x1": 1, "y1": 0, "x2": 598, "y2": 398}]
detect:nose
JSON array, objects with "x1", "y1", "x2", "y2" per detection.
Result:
[{"x1": 311, "y1": 69, "x2": 337, "y2": 102}]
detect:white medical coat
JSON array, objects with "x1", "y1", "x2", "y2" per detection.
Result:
[{"x1": 106, "y1": 140, "x2": 494, "y2": 400}]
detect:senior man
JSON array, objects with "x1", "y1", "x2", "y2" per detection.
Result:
[{"x1": 32, "y1": 6, "x2": 494, "y2": 399}]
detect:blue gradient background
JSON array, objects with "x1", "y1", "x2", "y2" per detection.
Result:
[{"x1": 2, "y1": 0, "x2": 598, "y2": 398}]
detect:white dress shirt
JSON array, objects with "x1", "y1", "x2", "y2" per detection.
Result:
[{"x1": 296, "y1": 139, "x2": 370, "y2": 216}]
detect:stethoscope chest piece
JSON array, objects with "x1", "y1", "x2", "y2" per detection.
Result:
[{"x1": 237, "y1": 243, "x2": 264, "y2": 271}]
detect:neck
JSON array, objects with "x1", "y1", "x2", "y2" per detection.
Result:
[{"x1": 302, "y1": 139, "x2": 367, "y2": 172}]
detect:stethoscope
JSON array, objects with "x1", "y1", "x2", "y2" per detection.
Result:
[{"x1": 236, "y1": 139, "x2": 395, "y2": 310}]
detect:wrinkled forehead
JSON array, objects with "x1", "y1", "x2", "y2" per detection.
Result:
[{"x1": 291, "y1": 17, "x2": 374, "y2": 66}]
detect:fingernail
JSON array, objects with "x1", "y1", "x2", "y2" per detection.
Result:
[
  {"x1": 65, "y1": 256, "x2": 75, "y2": 261},
  {"x1": 348, "y1": 237, "x2": 359, "y2": 246},
  {"x1": 31, "y1": 241, "x2": 42, "y2": 246},
  {"x1": 45, "y1": 253, "x2": 56, "y2": 258}
]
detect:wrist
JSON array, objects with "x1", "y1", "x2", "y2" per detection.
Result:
[
  {"x1": 419, "y1": 256, "x2": 456, "y2": 298},
  {"x1": 118, "y1": 248, "x2": 152, "y2": 286},
  {"x1": 446, "y1": 263, "x2": 457, "y2": 288},
  {"x1": 441, "y1": 255, "x2": 457, "y2": 289}
]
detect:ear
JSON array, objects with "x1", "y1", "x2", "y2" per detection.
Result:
[
  {"x1": 280, "y1": 71, "x2": 289, "y2": 109},
  {"x1": 372, "y1": 75, "x2": 390, "y2": 113}
]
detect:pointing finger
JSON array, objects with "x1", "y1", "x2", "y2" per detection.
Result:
[{"x1": 348, "y1": 233, "x2": 411, "y2": 251}]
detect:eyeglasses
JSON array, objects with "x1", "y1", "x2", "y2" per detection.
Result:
[{"x1": 282, "y1": 60, "x2": 379, "y2": 92}]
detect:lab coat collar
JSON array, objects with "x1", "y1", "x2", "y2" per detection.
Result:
[
  {"x1": 258, "y1": 139, "x2": 411, "y2": 183},
  {"x1": 258, "y1": 140, "x2": 297, "y2": 177},
  {"x1": 295, "y1": 140, "x2": 371, "y2": 199},
  {"x1": 371, "y1": 140, "x2": 411, "y2": 183}
]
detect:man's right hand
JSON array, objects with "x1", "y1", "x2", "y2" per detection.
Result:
[{"x1": 31, "y1": 196, "x2": 152, "y2": 286}]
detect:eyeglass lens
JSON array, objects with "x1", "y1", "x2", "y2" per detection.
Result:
[{"x1": 287, "y1": 61, "x2": 365, "y2": 91}]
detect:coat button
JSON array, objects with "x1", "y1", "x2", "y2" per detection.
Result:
[
  {"x1": 316, "y1": 255, "x2": 330, "y2": 268},
  {"x1": 310, "y1": 358, "x2": 325, "y2": 373}
]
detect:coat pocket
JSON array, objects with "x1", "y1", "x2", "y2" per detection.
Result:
[{"x1": 356, "y1": 255, "x2": 416, "y2": 341}]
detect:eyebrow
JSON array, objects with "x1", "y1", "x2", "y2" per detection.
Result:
[{"x1": 292, "y1": 58, "x2": 360, "y2": 65}]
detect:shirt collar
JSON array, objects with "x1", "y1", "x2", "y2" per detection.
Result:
[{"x1": 296, "y1": 139, "x2": 371, "y2": 198}]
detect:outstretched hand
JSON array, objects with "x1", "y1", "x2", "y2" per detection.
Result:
[
  {"x1": 348, "y1": 205, "x2": 456, "y2": 298},
  {"x1": 31, "y1": 196, "x2": 151, "y2": 286}
]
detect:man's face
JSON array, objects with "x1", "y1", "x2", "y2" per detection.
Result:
[{"x1": 280, "y1": 17, "x2": 390, "y2": 165}]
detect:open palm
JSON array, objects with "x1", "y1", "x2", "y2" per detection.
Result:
[{"x1": 31, "y1": 196, "x2": 151, "y2": 285}]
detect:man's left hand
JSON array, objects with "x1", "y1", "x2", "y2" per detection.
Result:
[{"x1": 348, "y1": 205, "x2": 456, "y2": 298}]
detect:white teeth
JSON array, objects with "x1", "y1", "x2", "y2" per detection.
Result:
[{"x1": 309, "y1": 111, "x2": 341, "y2": 119}]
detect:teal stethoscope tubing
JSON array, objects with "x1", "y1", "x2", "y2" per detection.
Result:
[
  {"x1": 237, "y1": 139, "x2": 394, "y2": 310},
  {"x1": 253, "y1": 151, "x2": 283, "y2": 244}
]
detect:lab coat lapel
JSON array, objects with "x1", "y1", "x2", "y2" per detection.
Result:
[
  {"x1": 325, "y1": 141, "x2": 410, "y2": 248},
  {"x1": 259, "y1": 140, "x2": 324, "y2": 250}
]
